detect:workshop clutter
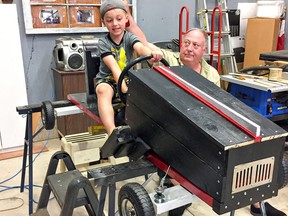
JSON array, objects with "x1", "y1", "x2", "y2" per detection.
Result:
[
  {"x1": 269, "y1": 67, "x2": 283, "y2": 81},
  {"x1": 256, "y1": 1, "x2": 286, "y2": 50}
]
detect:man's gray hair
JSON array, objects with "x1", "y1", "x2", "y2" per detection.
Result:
[{"x1": 184, "y1": 28, "x2": 208, "y2": 41}]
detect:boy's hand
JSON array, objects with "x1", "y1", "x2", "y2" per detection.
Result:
[{"x1": 150, "y1": 50, "x2": 163, "y2": 62}]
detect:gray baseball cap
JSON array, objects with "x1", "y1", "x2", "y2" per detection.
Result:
[{"x1": 100, "y1": 0, "x2": 127, "y2": 19}]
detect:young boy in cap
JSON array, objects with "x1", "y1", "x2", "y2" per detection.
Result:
[{"x1": 96, "y1": 0, "x2": 163, "y2": 135}]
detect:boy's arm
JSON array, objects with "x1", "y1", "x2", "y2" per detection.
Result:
[
  {"x1": 102, "y1": 55, "x2": 128, "y2": 92},
  {"x1": 133, "y1": 42, "x2": 163, "y2": 62}
]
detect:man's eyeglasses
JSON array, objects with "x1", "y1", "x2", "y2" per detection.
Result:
[{"x1": 183, "y1": 39, "x2": 203, "y2": 50}]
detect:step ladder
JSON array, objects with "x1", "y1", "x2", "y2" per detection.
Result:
[
  {"x1": 31, "y1": 151, "x2": 100, "y2": 216},
  {"x1": 31, "y1": 150, "x2": 157, "y2": 216},
  {"x1": 197, "y1": 0, "x2": 238, "y2": 75}
]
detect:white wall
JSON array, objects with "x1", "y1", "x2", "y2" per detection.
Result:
[{"x1": 0, "y1": 4, "x2": 27, "y2": 149}]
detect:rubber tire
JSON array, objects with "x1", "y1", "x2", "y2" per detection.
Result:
[
  {"x1": 41, "y1": 100, "x2": 55, "y2": 130},
  {"x1": 118, "y1": 182, "x2": 155, "y2": 216},
  {"x1": 279, "y1": 153, "x2": 288, "y2": 189}
]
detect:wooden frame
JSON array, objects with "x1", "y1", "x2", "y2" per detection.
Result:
[{"x1": 22, "y1": 0, "x2": 137, "y2": 34}]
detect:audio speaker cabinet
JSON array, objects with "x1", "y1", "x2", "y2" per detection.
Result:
[{"x1": 53, "y1": 68, "x2": 96, "y2": 136}]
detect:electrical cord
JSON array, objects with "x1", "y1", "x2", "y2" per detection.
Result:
[
  {"x1": 0, "y1": 129, "x2": 54, "y2": 211},
  {"x1": 0, "y1": 129, "x2": 50, "y2": 185},
  {"x1": 0, "y1": 197, "x2": 24, "y2": 212},
  {"x1": 0, "y1": 184, "x2": 46, "y2": 203}
]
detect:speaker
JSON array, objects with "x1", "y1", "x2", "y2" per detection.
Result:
[
  {"x1": 53, "y1": 37, "x2": 85, "y2": 71},
  {"x1": 84, "y1": 47, "x2": 100, "y2": 103}
]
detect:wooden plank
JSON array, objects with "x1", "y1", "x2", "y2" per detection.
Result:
[
  {"x1": 0, "y1": 144, "x2": 48, "y2": 161},
  {"x1": 32, "y1": 112, "x2": 41, "y2": 135},
  {"x1": 155, "y1": 66, "x2": 261, "y2": 139}
]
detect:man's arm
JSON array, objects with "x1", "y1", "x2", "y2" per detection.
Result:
[
  {"x1": 123, "y1": 0, "x2": 160, "y2": 51},
  {"x1": 133, "y1": 42, "x2": 163, "y2": 62}
]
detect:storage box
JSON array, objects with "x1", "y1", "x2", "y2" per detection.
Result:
[
  {"x1": 257, "y1": 0, "x2": 285, "y2": 18},
  {"x1": 60, "y1": 132, "x2": 108, "y2": 171},
  {"x1": 243, "y1": 18, "x2": 280, "y2": 68}
]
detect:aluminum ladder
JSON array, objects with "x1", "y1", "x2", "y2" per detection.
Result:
[{"x1": 197, "y1": 0, "x2": 238, "y2": 75}]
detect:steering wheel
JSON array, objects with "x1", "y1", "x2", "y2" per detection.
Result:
[{"x1": 117, "y1": 55, "x2": 170, "y2": 103}]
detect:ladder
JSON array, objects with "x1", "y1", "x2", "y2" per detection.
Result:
[{"x1": 197, "y1": 0, "x2": 238, "y2": 75}]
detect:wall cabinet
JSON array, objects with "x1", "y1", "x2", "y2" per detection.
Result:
[{"x1": 53, "y1": 68, "x2": 96, "y2": 136}]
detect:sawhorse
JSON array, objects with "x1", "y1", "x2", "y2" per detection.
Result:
[{"x1": 16, "y1": 100, "x2": 78, "y2": 215}]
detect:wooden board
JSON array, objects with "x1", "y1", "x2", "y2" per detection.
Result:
[{"x1": 0, "y1": 144, "x2": 48, "y2": 161}]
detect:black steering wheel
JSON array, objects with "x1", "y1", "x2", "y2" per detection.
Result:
[{"x1": 117, "y1": 55, "x2": 170, "y2": 103}]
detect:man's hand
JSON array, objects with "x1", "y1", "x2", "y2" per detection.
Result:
[
  {"x1": 149, "y1": 50, "x2": 163, "y2": 62},
  {"x1": 122, "y1": 0, "x2": 131, "y2": 27},
  {"x1": 122, "y1": 0, "x2": 131, "y2": 15}
]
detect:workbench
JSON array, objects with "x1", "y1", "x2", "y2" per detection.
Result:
[
  {"x1": 260, "y1": 50, "x2": 288, "y2": 62},
  {"x1": 221, "y1": 73, "x2": 288, "y2": 121}
]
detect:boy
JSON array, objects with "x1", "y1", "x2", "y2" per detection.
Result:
[{"x1": 96, "y1": 0, "x2": 163, "y2": 135}]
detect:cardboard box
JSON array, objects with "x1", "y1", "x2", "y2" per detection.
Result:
[{"x1": 243, "y1": 18, "x2": 280, "y2": 68}]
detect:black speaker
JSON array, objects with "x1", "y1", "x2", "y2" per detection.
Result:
[{"x1": 53, "y1": 37, "x2": 85, "y2": 71}]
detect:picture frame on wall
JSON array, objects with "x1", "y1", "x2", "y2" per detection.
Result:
[{"x1": 22, "y1": 0, "x2": 137, "y2": 34}]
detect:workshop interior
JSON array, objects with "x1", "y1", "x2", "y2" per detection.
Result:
[{"x1": 1, "y1": 0, "x2": 288, "y2": 215}]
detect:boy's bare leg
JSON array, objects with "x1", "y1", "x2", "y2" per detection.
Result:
[{"x1": 96, "y1": 83, "x2": 116, "y2": 135}]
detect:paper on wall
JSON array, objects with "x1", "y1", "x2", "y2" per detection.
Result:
[{"x1": 237, "y1": 3, "x2": 257, "y2": 37}]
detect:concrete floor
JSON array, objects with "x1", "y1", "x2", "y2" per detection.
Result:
[{"x1": 1, "y1": 137, "x2": 288, "y2": 216}]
